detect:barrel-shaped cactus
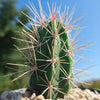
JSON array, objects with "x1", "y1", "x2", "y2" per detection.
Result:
[{"x1": 11, "y1": 1, "x2": 91, "y2": 99}]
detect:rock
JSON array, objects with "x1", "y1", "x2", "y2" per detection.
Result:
[
  {"x1": 64, "y1": 94, "x2": 75, "y2": 100},
  {"x1": 21, "y1": 97, "x2": 30, "y2": 100},
  {"x1": 18, "y1": 95, "x2": 23, "y2": 100},
  {"x1": 1, "y1": 91, "x2": 9, "y2": 100},
  {"x1": 93, "y1": 97, "x2": 100, "y2": 100},
  {"x1": 34, "y1": 95, "x2": 45, "y2": 100},
  {"x1": 30, "y1": 93, "x2": 36, "y2": 99},
  {"x1": 25, "y1": 91, "x2": 32, "y2": 98},
  {"x1": 64, "y1": 98, "x2": 75, "y2": 100},
  {"x1": 1, "y1": 88, "x2": 26, "y2": 100},
  {"x1": 1, "y1": 88, "x2": 100, "y2": 100},
  {"x1": 25, "y1": 87, "x2": 35, "y2": 98}
]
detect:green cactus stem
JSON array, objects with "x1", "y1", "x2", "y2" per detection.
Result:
[{"x1": 28, "y1": 20, "x2": 73, "y2": 99}]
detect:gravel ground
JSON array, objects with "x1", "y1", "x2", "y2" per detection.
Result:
[{"x1": 1, "y1": 88, "x2": 100, "y2": 100}]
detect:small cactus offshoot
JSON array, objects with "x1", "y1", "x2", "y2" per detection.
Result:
[{"x1": 7, "y1": 0, "x2": 92, "y2": 99}]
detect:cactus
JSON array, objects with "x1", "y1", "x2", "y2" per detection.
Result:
[
  {"x1": 28, "y1": 20, "x2": 73, "y2": 99},
  {"x1": 8, "y1": 0, "x2": 92, "y2": 100}
]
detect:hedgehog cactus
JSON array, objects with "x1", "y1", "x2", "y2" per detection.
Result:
[
  {"x1": 28, "y1": 20, "x2": 73, "y2": 99},
  {"x1": 10, "y1": 0, "x2": 91, "y2": 100}
]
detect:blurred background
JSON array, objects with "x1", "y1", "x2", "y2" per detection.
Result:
[{"x1": 0, "y1": 0, "x2": 100, "y2": 93}]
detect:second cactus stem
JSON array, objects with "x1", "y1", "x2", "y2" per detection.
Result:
[{"x1": 29, "y1": 20, "x2": 73, "y2": 99}]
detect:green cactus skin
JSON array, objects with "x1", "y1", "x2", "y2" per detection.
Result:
[{"x1": 29, "y1": 20, "x2": 73, "y2": 99}]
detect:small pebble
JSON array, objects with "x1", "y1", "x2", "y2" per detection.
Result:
[
  {"x1": 1, "y1": 91, "x2": 8, "y2": 99},
  {"x1": 64, "y1": 98, "x2": 75, "y2": 100},
  {"x1": 64, "y1": 94, "x2": 75, "y2": 100},
  {"x1": 30, "y1": 93, "x2": 36, "y2": 99},
  {"x1": 18, "y1": 95, "x2": 23, "y2": 100},
  {"x1": 93, "y1": 97, "x2": 100, "y2": 100},
  {"x1": 21, "y1": 97, "x2": 30, "y2": 100},
  {"x1": 34, "y1": 95, "x2": 44, "y2": 100}
]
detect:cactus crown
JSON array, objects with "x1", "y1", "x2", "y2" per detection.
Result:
[{"x1": 8, "y1": 0, "x2": 92, "y2": 99}]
